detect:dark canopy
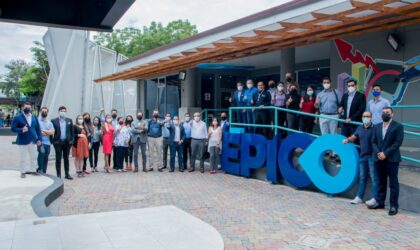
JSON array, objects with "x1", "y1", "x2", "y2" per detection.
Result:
[{"x1": 0, "y1": 0, "x2": 135, "y2": 32}]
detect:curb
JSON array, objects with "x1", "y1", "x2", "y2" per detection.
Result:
[{"x1": 31, "y1": 174, "x2": 64, "y2": 217}]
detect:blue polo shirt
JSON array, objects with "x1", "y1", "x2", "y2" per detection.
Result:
[
  {"x1": 353, "y1": 124, "x2": 374, "y2": 157},
  {"x1": 38, "y1": 117, "x2": 53, "y2": 145}
]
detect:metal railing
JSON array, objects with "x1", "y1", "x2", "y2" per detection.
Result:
[
  {"x1": 201, "y1": 108, "x2": 229, "y2": 125},
  {"x1": 223, "y1": 106, "x2": 420, "y2": 165}
]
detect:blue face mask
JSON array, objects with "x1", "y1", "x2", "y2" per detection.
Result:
[{"x1": 372, "y1": 90, "x2": 381, "y2": 97}]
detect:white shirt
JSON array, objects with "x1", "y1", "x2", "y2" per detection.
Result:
[
  {"x1": 191, "y1": 120, "x2": 208, "y2": 139},
  {"x1": 174, "y1": 125, "x2": 181, "y2": 142},
  {"x1": 25, "y1": 114, "x2": 32, "y2": 127},
  {"x1": 382, "y1": 120, "x2": 392, "y2": 140}
]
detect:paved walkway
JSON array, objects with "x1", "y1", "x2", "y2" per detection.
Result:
[
  {"x1": 0, "y1": 206, "x2": 224, "y2": 250},
  {"x1": 1, "y1": 134, "x2": 420, "y2": 249}
]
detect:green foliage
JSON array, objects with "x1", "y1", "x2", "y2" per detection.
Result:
[
  {"x1": 0, "y1": 59, "x2": 28, "y2": 99},
  {"x1": 94, "y1": 20, "x2": 198, "y2": 57}
]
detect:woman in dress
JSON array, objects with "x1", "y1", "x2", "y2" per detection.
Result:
[
  {"x1": 114, "y1": 117, "x2": 131, "y2": 172},
  {"x1": 82, "y1": 112, "x2": 93, "y2": 175},
  {"x1": 208, "y1": 118, "x2": 222, "y2": 174},
  {"x1": 299, "y1": 85, "x2": 317, "y2": 133},
  {"x1": 72, "y1": 115, "x2": 89, "y2": 177},
  {"x1": 102, "y1": 114, "x2": 114, "y2": 173}
]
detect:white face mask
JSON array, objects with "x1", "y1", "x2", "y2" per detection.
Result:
[
  {"x1": 173, "y1": 120, "x2": 179, "y2": 125},
  {"x1": 277, "y1": 86, "x2": 284, "y2": 92},
  {"x1": 362, "y1": 117, "x2": 371, "y2": 125},
  {"x1": 212, "y1": 121, "x2": 218, "y2": 126},
  {"x1": 246, "y1": 84, "x2": 253, "y2": 89},
  {"x1": 237, "y1": 86, "x2": 243, "y2": 91},
  {"x1": 348, "y1": 87, "x2": 356, "y2": 93},
  {"x1": 194, "y1": 117, "x2": 200, "y2": 122},
  {"x1": 77, "y1": 119, "x2": 83, "y2": 124},
  {"x1": 323, "y1": 83, "x2": 331, "y2": 90},
  {"x1": 307, "y1": 90, "x2": 314, "y2": 96},
  {"x1": 59, "y1": 111, "x2": 66, "y2": 118},
  {"x1": 106, "y1": 118, "x2": 112, "y2": 123}
]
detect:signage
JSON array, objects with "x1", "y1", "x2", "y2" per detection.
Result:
[{"x1": 221, "y1": 132, "x2": 359, "y2": 194}]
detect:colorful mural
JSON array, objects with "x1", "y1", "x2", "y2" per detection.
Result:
[{"x1": 334, "y1": 39, "x2": 420, "y2": 105}]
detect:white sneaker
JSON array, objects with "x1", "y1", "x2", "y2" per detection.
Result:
[
  {"x1": 350, "y1": 196, "x2": 363, "y2": 204},
  {"x1": 365, "y1": 198, "x2": 377, "y2": 206}
]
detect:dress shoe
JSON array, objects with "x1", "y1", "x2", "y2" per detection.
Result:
[
  {"x1": 367, "y1": 202, "x2": 384, "y2": 209},
  {"x1": 200, "y1": 168, "x2": 205, "y2": 173},
  {"x1": 158, "y1": 167, "x2": 163, "y2": 172},
  {"x1": 134, "y1": 167, "x2": 139, "y2": 173},
  {"x1": 148, "y1": 167, "x2": 154, "y2": 171},
  {"x1": 179, "y1": 169, "x2": 184, "y2": 172},
  {"x1": 20, "y1": 173, "x2": 26, "y2": 178},
  {"x1": 188, "y1": 168, "x2": 195, "y2": 172},
  {"x1": 169, "y1": 169, "x2": 174, "y2": 173},
  {"x1": 388, "y1": 207, "x2": 398, "y2": 216},
  {"x1": 65, "y1": 175, "x2": 73, "y2": 180}
]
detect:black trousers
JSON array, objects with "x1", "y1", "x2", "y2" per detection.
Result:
[
  {"x1": 124, "y1": 144, "x2": 133, "y2": 164},
  {"x1": 83, "y1": 141, "x2": 100, "y2": 170},
  {"x1": 109, "y1": 146, "x2": 117, "y2": 169},
  {"x1": 54, "y1": 141, "x2": 71, "y2": 177},
  {"x1": 287, "y1": 113, "x2": 299, "y2": 131},
  {"x1": 114, "y1": 146, "x2": 127, "y2": 170},
  {"x1": 255, "y1": 110, "x2": 269, "y2": 137},
  {"x1": 376, "y1": 160, "x2": 400, "y2": 208},
  {"x1": 183, "y1": 138, "x2": 191, "y2": 168},
  {"x1": 341, "y1": 123, "x2": 358, "y2": 137},
  {"x1": 299, "y1": 116, "x2": 315, "y2": 134}
]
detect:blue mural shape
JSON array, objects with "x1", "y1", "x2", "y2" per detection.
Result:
[{"x1": 222, "y1": 132, "x2": 359, "y2": 194}]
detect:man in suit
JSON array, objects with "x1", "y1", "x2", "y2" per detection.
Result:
[
  {"x1": 11, "y1": 102, "x2": 42, "y2": 178},
  {"x1": 51, "y1": 106, "x2": 74, "y2": 180},
  {"x1": 167, "y1": 116, "x2": 186, "y2": 172},
  {"x1": 368, "y1": 107, "x2": 404, "y2": 216},
  {"x1": 339, "y1": 77, "x2": 366, "y2": 137},
  {"x1": 131, "y1": 111, "x2": 149, "y2": 173},
  {"x1": 230, "y1": 82, "x2": 246, "y2": 124},
  {"x1": 220, "y1": 112, "x2": 230, "y2": 133},
  {"x1": 253, "y1": 81, "x2": 272, "y2": 137}
]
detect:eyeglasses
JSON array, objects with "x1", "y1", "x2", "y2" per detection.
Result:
[{"x1": 362, "y1": 116, "x2": 371, "y2": 118}]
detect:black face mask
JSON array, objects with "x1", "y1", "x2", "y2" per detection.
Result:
[
  {"x1": 382, "y1": 113, "x2": 392, "y2": 122},
  {"x1": 126, "y1": 119, "x2": 132, "y2": 124},
  {"x1": 286, "y1": 77, "x2": 292, "y2": 83},
  {"x1": 221, "y1": 116, "x2": 227, "y2": 121},
  {"x1": 269, "y1": 84, "x2": 275, "y2": 88},
  {"x1": 84, "y1": 117, "x2": 91, "y2": 123},
  {"x1": 153, "y1": 114, "x2": 159, "y2": 118},
  {"x1": 23, "y1": 108, "x2": 31, "y2": 114},
  {"x1": 112, "y1": 114, "x2": 117, "y2": 119},
  {"x1": 119, "y1": 121, "x2": 124, "y2": 125},
  {"x1": 41, "y1": 112, "x2": 48, "y2": 118},
  {"x1": 137, "y1": 116, "x2": 143, "y2": 120}
]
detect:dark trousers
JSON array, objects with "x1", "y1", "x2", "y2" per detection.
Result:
[
  {"x1": 85, "y1": 141, "x2": 100, "y2": 169},
  {"x1": 299, "y1": 116, "x2": 315, "y2": 134},
  {"x1": 83, "y1": 145, "x2": 93, "y2": 171},
  {"x1": 236, "y1": 110, "x2": 246, "y2": 124},
  {"x1": 287, "y1": 113, "x2": 299, "y2": 131},
  {"x1": 124, "y1": 144, "x2": 133, "y2": 164},
  {"x1": 133, "y1": 138, "x2": 147, "y2": 168},
  {"x1": 341, "y1": 123, "x2": 358, "y2": 137},
  {"x1": 183, "y1": 138, "x2": 191, "y2": 168},
  {"x1": 170, "y1": 143, "x2": 184, "y2": 170},
  {"x1": 114, "y1": 146, "x2": 127, "y2": 170},
  {"x1": 109, "y1": 146, "x2": 117, "y2": 168},
  {"x1": 255, "y1": 110, "x2": 268, "y2": 137},
  {"x1": 37, "y1": 144, "x2": 51, "y2": 173},
  {"x1": 54, "y1": 141, "x2": 71, "y2": 177},
  {"x1": 275, "y1": 109, "x2": 287, "y2": 138},
  {"x1": 376, "y1": 160, "x2": 400, "y2": 208},
  {"x1": 246, "y1": 109, "x2": 256, "y2": 133},
  {"x1": 162, "y1": 138, "x2": 169, "y2": 168}
]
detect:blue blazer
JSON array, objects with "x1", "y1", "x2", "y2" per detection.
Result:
[
  {"x1": 167, "y1": 123, "x2": 186, "y2": 145},
  {"x1": 232, "y1": 90, "x2": 245, "y2": 107},
  {"x1": 11, "y1": 113, "x2": 42, "y2": 145},
  {"x1": 371, "y1": 120, "x2": 404, "y2": 163},
  {"x1": 220, "y1": 120, "x2": 230, "y2": 133}
]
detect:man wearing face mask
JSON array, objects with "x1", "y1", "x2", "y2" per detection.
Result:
[
  {"x1": 110, "y1": 109, "x2": 118, "y2": 169},
  {"x1": 343, "y1": 111, "x2": 378, "y2": 206},
  {"x1": 284, "y1": 72, "x2": 298, "y2": 94},
  {"x1": 253, "y1": 81, "x2": 272, "y2": 136},
  {"x1": 369, "y1": 107, "x2": 404, "y2": 216},
  {"x1": 51, "y1": 106, "x2": 74, "y2": 180},
  {"x1": 267, "y1": 80, "x2": 277, "y2": 137},
  {"x1": 11, "y1": 102, "x2": 42, "y2": 178},
  {"x1": 37, "y1": 107, "x2": 55, "y2": 174},
  {"x1": 182, "y1": 113, "x2": 192, "y2": 169},
  {"x1": 367, "y1": 84, "x2": 390, "y2": 125},
  {"x1": 244, "y1": 80, "x2": 258, "y2": 133},
  {"x1": 338, "y1": 77, "x2": 366, "y2": 137},
  {"x1": 167, "y1": 116, "x2": 186, "y2": 172},
  {"x1": 147, "y1": 109, "x2": 164, "y2": 171},
  {"x1": 159, "y1": 113, "x2": 172, "y2": 172},
  {"x1": 131, "y1": 112, "x2": 149, "y2": 172},
  {"x1": 220, "y1": 112, "x2": 230, "y2": 133},
  {"x1": 230, "y1": 82, "x2": 246, "y2": 124},
  {"x1": 315, "y1": 76, "x2": 340, "y2": 136},
  {"x1": 189, "y1": 112, "x2": 208, "y2": 173}
]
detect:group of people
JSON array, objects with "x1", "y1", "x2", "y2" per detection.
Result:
[
  {"x1": 230, "y1": 73, "x2": 404, "y2": 216},
  {"x1": 11, "y1": 104, "x2": 230, "y2": 180}
]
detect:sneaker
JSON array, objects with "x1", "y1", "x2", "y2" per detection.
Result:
[
  {"x1": 20, "y1": 173, "x2": 26, "y2": 178},
  {"x1": 210, "y1": 170, "x2": 217, "y2": 174},
  {"x1": 117, "y1": 169, "x2": 122, "y2": 173},
  {"x1": 365, "y1": 198, "x2": 377, "y2": 206},
  {"x1": 350, "y1": 196, "x2": 363, "y2": 204}
]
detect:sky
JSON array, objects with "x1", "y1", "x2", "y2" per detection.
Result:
[{"x1": 0, "y1": 0, "x2": 291, "y2": 75}]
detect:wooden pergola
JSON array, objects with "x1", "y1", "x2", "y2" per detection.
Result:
[{"x1": 95, "y1": 0, "x2": 420, "y2": 83}]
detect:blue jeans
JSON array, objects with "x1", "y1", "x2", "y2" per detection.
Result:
[
  {"x1": 37, "y1": 144, "x2": 51, "y2": 173},
  {"x1": 170, "y1": 143, "x2": 184, "y2": 170},
  {"x1": 356, "y1": 155, "x2": 378, "y2": 199}
]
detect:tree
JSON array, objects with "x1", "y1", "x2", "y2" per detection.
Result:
[
  {"x1": 94, "y1": 20, "x2": 198, "y2": 57},
  {"x1": 0, "y1": 59, "x2": 28, "y2": 99}
]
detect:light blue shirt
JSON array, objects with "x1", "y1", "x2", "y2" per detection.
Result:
[
  {"x1": 183, "y1": 121, "x2": 192, "y2": 138},
  {"x1": 367, "y1": 97, "x2": 390, "y2": 125},
  {"x1": 317, "y1": 89, "x2": 340, "y2": 114},
  {"x1": 59, "y1": 118, "x2": 66, "y2": 140},
  {"x1": 346, "y1": 92, "x2": 355, "y2": 118},
  {"x1": 244, "y1": 86, "x2": 258, "y2": 106},
  {"x1": 38, "y1": 117, "x2": 53, "y2": 145},
  {"x1": 162, "y1": 122, "x2": 170, "y2": 138}
]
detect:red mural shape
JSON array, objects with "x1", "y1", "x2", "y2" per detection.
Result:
[{"x1": 334, "y1": 39, "x2": 380, "y2": 74}]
